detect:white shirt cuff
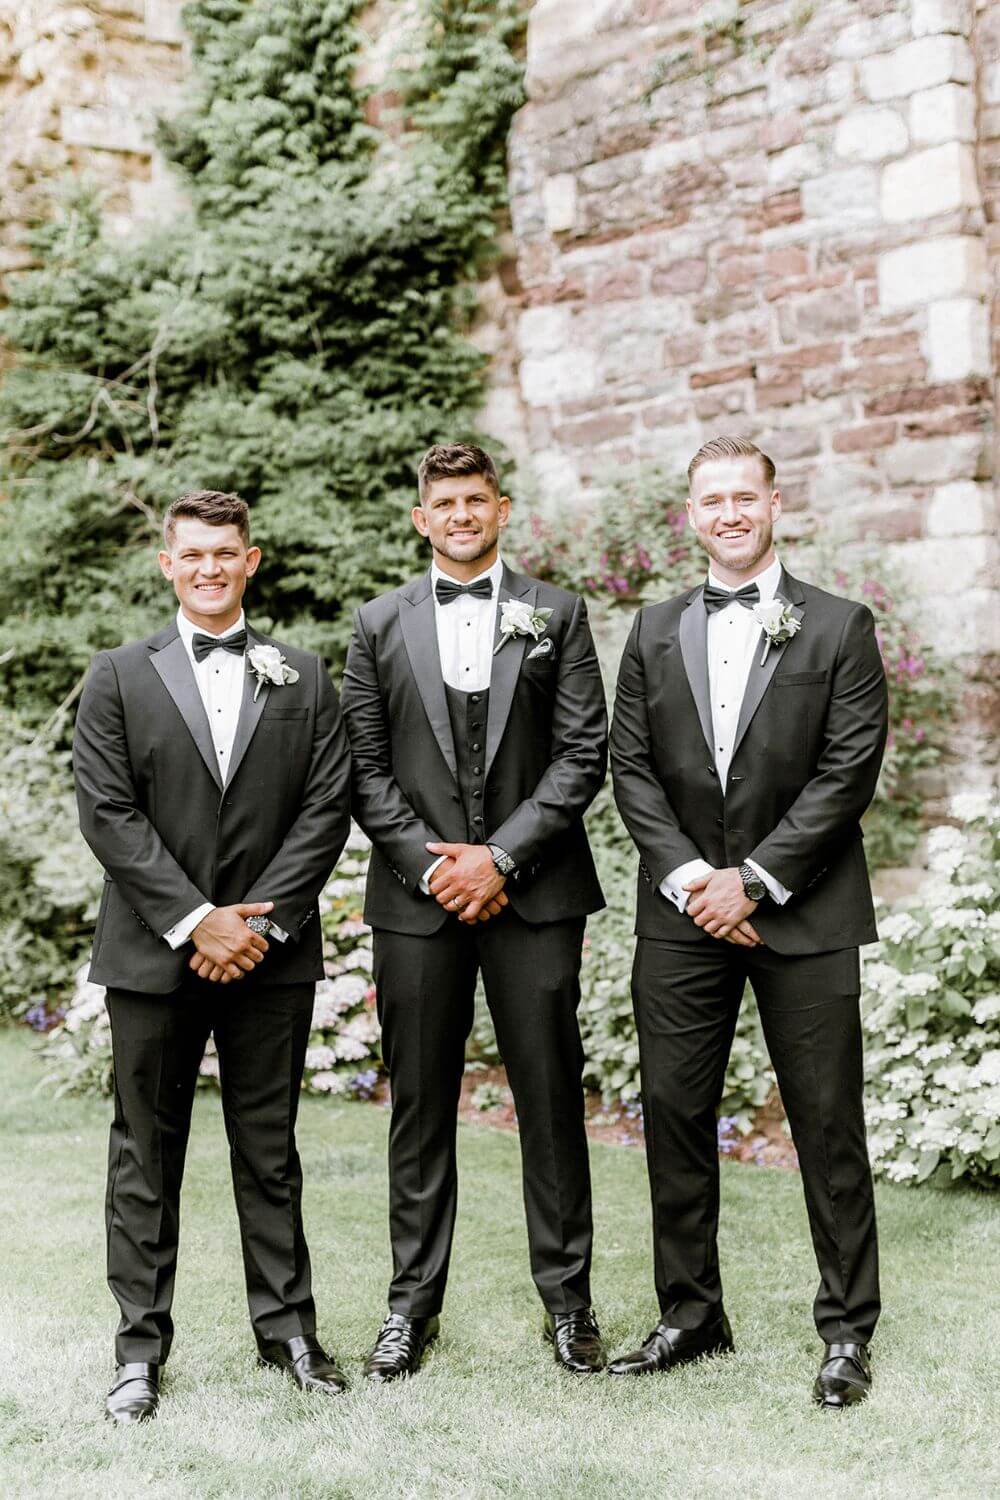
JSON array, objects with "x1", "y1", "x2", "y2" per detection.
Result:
[
  {"x1": 746, "y1": 858, "x2": 792, "y2": 905},
  {"x1": 659, "y1": 860, "x2": 714, "y2": 914},
  {"x1": 268, "y1": 921, "x2": 288, "y2": 942},
  {"x1": 419, "y1": 855, "x2": 447, "y2": 895},
  {"x1": 163, "y1": 903, "x2": 214, "y2": 949}
]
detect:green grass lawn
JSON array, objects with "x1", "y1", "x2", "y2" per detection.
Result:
[{"x1": 1, "y1": 1028, "x2": 997, "y2": 1499}]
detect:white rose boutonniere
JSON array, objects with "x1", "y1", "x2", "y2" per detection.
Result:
[
  {"x1": 494, "y1": 600, "x2": 554, "y2": 655},
  {"x1": 752, "y1": 599, "x2": 801, "y2": 665},
  {"x1": 247, "y1": 643, "x2": 300, "y2": 700}
]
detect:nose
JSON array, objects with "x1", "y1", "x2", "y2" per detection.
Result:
[
  {"x1": 199, "y1": 555, "x2": 224, "y2": 576},
  {"x1": 719, "y1": 498, "x2": 741, "y2": 524}
]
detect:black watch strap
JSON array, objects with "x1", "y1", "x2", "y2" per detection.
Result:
[{"x1": 487, "y1": 843, "x2": 516, "y2": 877}]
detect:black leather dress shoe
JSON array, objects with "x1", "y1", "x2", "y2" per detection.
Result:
[
  {"x1": 257, "y1": 1335, "x2": 348, "y2": 1394},
  {"x1": 105, "y1": 1362, "x2": 160, "y2": 1423},
  {"x1": 607, "y1": 1313, "x2": 735, "y2": 1376},
  {"x1": 363, "y1": 1313, "x2": 440, "y2": 1382},
  {"x1": 812, "y1": 1342, "x2": 871, "y2": 1409},
  {"x1": 543, "y1": 1308, "x2": 606, "y2": 1373}
]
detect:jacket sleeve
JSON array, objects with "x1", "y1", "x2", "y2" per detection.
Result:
[
  {"x1": 242, "y1": 654, "x2": 352, "y2": 936},
  {"x1": 340, "y1": 607, "x2": 444, "y2": 891},
  {"x1": 609, "y1": 610, "x2": 706, "y2": 881},
  {"x1": 486, "y1": 595, "x2": 608, "y2": 866},
  {"x1": 748, "y1": 603, "x2": 888, "y2": 892},
  {"x1": 72, "y1": 651, "x2": 210, "y2": 935}
]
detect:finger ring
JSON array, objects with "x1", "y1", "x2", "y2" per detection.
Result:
[{"x1": 452, "y1": 898, "x2": 465, "y2": 910}]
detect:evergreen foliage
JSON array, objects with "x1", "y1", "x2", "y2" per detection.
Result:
[{"x1": 0, "y1": 0, "x2": 526, "y2": 721}]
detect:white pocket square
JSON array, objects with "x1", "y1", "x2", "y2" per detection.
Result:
[{"x1": 527, "y1": 637, "x2": 555, "y2": 660}]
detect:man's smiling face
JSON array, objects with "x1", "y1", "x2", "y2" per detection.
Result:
[
  {"x1": 157, "y1": 518, "x2": 260, "y2": 632},
  {"x1": 411, "y1": 473, "x2": 511, "y2": 580},
  {"x1": 686, "y1": 456, "x2": 781, "y2": 584}
]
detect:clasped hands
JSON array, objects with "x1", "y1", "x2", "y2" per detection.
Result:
[
  {"x1": 425, "y1": 842, "x2": 508, "y2": 924},
  {"x1": 189, "y1": 901, "x2": 274, "y2": 983},
  {"x1": 683, "y1": 867, "x2": 764, "y2": 949}
]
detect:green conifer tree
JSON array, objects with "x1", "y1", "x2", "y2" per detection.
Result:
[{"x1": 0, "y1": 0, "x2": 525, "y2": 721}]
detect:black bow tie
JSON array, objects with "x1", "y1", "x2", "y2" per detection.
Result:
[
  {"x1": 703, "y1": 582, "x2": 761, "y2": 615},
  {"x1": 434, "y1": 576, "x2": 493, "y2": 606},
  {"x1": 191, "y1": 629, "x2": 247, "y2": 663}
]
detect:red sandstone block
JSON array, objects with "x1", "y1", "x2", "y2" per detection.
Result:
[
  {"x1": 903, "y1": 409, "x2": 990, "y2": 439},
  {"x1": 650, "y1": 257, "x2": 707, "y2": 294},
  {"x1": 553, "y1": 410, "x2": 636, "y2": 447},
  {"x1": 764, "y1": 269, "x2": 848, "y2": 303},
  {"x1": 640, "y1": 398, "x2": 693, "y2": 429},
  {"x1": 782, "y1": 41, "x2": 830, "y2": 75},
  {"x1": 806, "y1": 357, "x2": 929, "y2": 398},
  {"x1": 758, "y1": 190, "x2": 804, "y2": 229},
  {"x1": 864, "y1": 378, "x2": 991, "y2": 418},
  {"x1": 853, "y1": 332, "x2": 923, "y2": 359},
  {"x1": 717, "y1": 255, "x2": 764, "y2": 287},
  {"x1": 694, "y1": 388, "x2": 749, "y2": 420},
  {"x1": 689, "y1": 362, "x2": 755, "y2": 388},
  {"x1": 755, "y1": 373, "x2": 804, "y2": 408},
  {"x1": 589, "y1": 264, "x2": 644, "y2": 301},
  {"x1": 714, "y1": 316, "x2": 772, "y2": 356},
  {"x1": 760, "y1": 113, "x2": 803, "y2": 154},
  {"x1": 758, "y1": 341, "x2": 843, "y2": 374},
  {"x1": 832, "y1": 421, "x2": 898, "y2": 453},
  {"x1": 765, "y1": 247, "x2": 810, "y2": 277},
  {"x1": 662, "y1": 333, "x2": 706, "y2": 367}
]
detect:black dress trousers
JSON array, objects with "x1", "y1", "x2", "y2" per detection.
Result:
[
  {"x1": 632, "y1": 939, "x2": 880, "y2": 1344},
  {"x1": 105, "y1": 977, "x2": 316, "y2": 1364},
  {"x1": 373, "y1": 910, "x2": 593, "y2": 1318}
]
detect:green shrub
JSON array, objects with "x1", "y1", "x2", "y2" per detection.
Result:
[
  {"x1": 0, "y1": 711, "x2": 103, "y2": 1024},
  {"x1": 863, "y1": 798, "x2": 1000, "y2": 1188}
]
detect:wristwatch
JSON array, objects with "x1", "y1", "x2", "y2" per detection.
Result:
[
  {"x1": 739, "y1": 863, "x2": 766, "y2": 903},
  {"x1": 487, "y1": 843, "x2": 517, "y2": 878},
  {"x1": 245, "y1": 915, "x2": 273, "y2": 936}
]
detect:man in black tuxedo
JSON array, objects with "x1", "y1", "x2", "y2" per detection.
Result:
[
  {"x1": 608, "y1": 436, "x2": 888, "y2": 1409},
  {"x1": 73, "y1": 490, "x2": 352, "y2": 1422},
  {"x1": 341, "y1": 443, "x2": 608, "y2": 1378}
]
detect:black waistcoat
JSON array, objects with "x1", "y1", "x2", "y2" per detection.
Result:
[{"x1": 444, "y1": 683, "x2": 490, "y2": 843}]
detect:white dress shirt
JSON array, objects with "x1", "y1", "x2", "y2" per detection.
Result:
[
  {"x1": 420, "y1": 555, "x2": 503, "y2": 891},
  {"x1": 661, "y1": 555, "x2": 791, "y2": 914},
  {"x1": 431, "y1": 554, "x2": 503, "y2": 691},
  {"x1": 162, "y1": 609, "x2": 286, "y2": 949}
]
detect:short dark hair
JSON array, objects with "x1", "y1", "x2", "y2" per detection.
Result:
[
  {"x1": 687, "y1": 435, "x2": 776, "y2": 490},
  {"x1": 417, "y1": 442, "x2": 501, "y2": 502},
  {"x1": 163, "y1": 490, "x2": 250, "y2": 548}
]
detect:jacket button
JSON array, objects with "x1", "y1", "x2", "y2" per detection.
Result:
[{"x1": 472, "y1": 743, "x2": 481, "y2": 752}]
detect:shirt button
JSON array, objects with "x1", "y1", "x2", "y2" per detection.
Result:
[
  {"x1": 471, "y1": 695, "x2": 480, "y2": 703},
  {"x1": 472, "y1": 766, "x2": 482, "y2": 775},
  {"x1": 473, "y1": 815, "x2": 484, "y2": 825},
  {"x1": 472, "y1": 743, "x2": 481, "y2": 752}
]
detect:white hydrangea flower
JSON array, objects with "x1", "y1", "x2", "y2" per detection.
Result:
[
  {"x1": 884, "y1": 1160, "x2": 919, "y2": 1183},
  {"x1": 972, "y1": 996, "x2": 1000, "y2": 1024},
  {"x1": 949, "y1": 792, "x2": 994, "y2": 823},
  {"x1": 309, "y1": 1070, "x2": 348, "y2": 1094},
  {"x1": 900, "y1": 972, "x2": 939, "y2": 996},
  {"x1": 969, "y1": 1052, "x2": 1000, "y2": 1088},
  {"x1": 926, "y1": 825, "x2": 968, "y2": 876},
  {"x1": 305, "y1": 1045, "x2": 338, "y2": 1072},
  {"x1": 333, "y1": 1034, "x2": 371, "y2": 1062},
  {"x1": 932, "y1": 1064, "x2": 972, "y2": 1094},
  {"x1": 916, "y1": 1041, "x2": 953, "y2": 1064},
  {"x1": 877, "y1": 913, "x2": 921, "y2": 945},
  {"x1": 342, "y1": 1011, "x2": 380, "y2": 1044}
]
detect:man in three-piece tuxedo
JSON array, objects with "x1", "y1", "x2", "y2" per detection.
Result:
[
  {"x1": 342, "y1": 443, "x2": 608, "y2": 1379},
  {"x1": 73, "y1": 490, "x2": 352, "y2": 1422},
  {"x1": 608, "y1": 436, "x2": 888, "y2": 1409}
]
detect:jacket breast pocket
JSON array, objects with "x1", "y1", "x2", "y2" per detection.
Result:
[{"x1": 776, "y1": 671, "x2": 827, "y2": 686}]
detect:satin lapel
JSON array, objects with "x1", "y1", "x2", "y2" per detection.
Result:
[
  {"x1": 731, "y1": 574, "x2": 807, "y2": 755},
  {"x1": 399, "y1": 579, "x2": 458, "y2": 781},
  {"x1": 149, "y1": 631, "x2": 224, "y2": 791},
  {"x1": 678, "y1": 588, "x2": 714, "y2": 758},
  {"x1": 225, "y1": 626, "x2": 270, "y2": 788},
  {"x1": 485, "y1": 570, "x2": 534, "y2": 777}
]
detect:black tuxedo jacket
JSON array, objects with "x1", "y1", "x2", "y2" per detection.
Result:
[
  {"x1": 341, "y1": 564, "x2": 607, "y2": 935},
  {"x1": 73, "y1": 620, "x2": 352, "y2": 992},
  {"x1": 610, "y1": 569, "x2": 888, "y2": 955}
]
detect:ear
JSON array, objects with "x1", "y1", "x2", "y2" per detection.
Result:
[
  {"x1": 157, "y1": 549, "x2": 173, "y2": 581},
  {"x1": 497, "y1": 494, "x2": 512, "y2": 529},
  {"x1": 245, "y1": 545, "x2": 262, "y2": 577},
  {"x1": 685, "y1": 496, "x2": 696, "y2": 530},
  {"x1": 411, "y1": 504, "x2": 430, "y2": 538},
  {"x1": 770, "y1": 489, "x2": 782, "y2": 523}
]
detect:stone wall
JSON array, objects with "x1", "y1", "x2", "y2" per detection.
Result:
[
  {"x1": 0, "y1": 0, "x2": 996, "y2": 794},
  {"x1": 0, "y1": 0, "x2": 188, "y2": 292},
  {"x1": 506, "y1": 0, "x2": 998, "y2": 792}
]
